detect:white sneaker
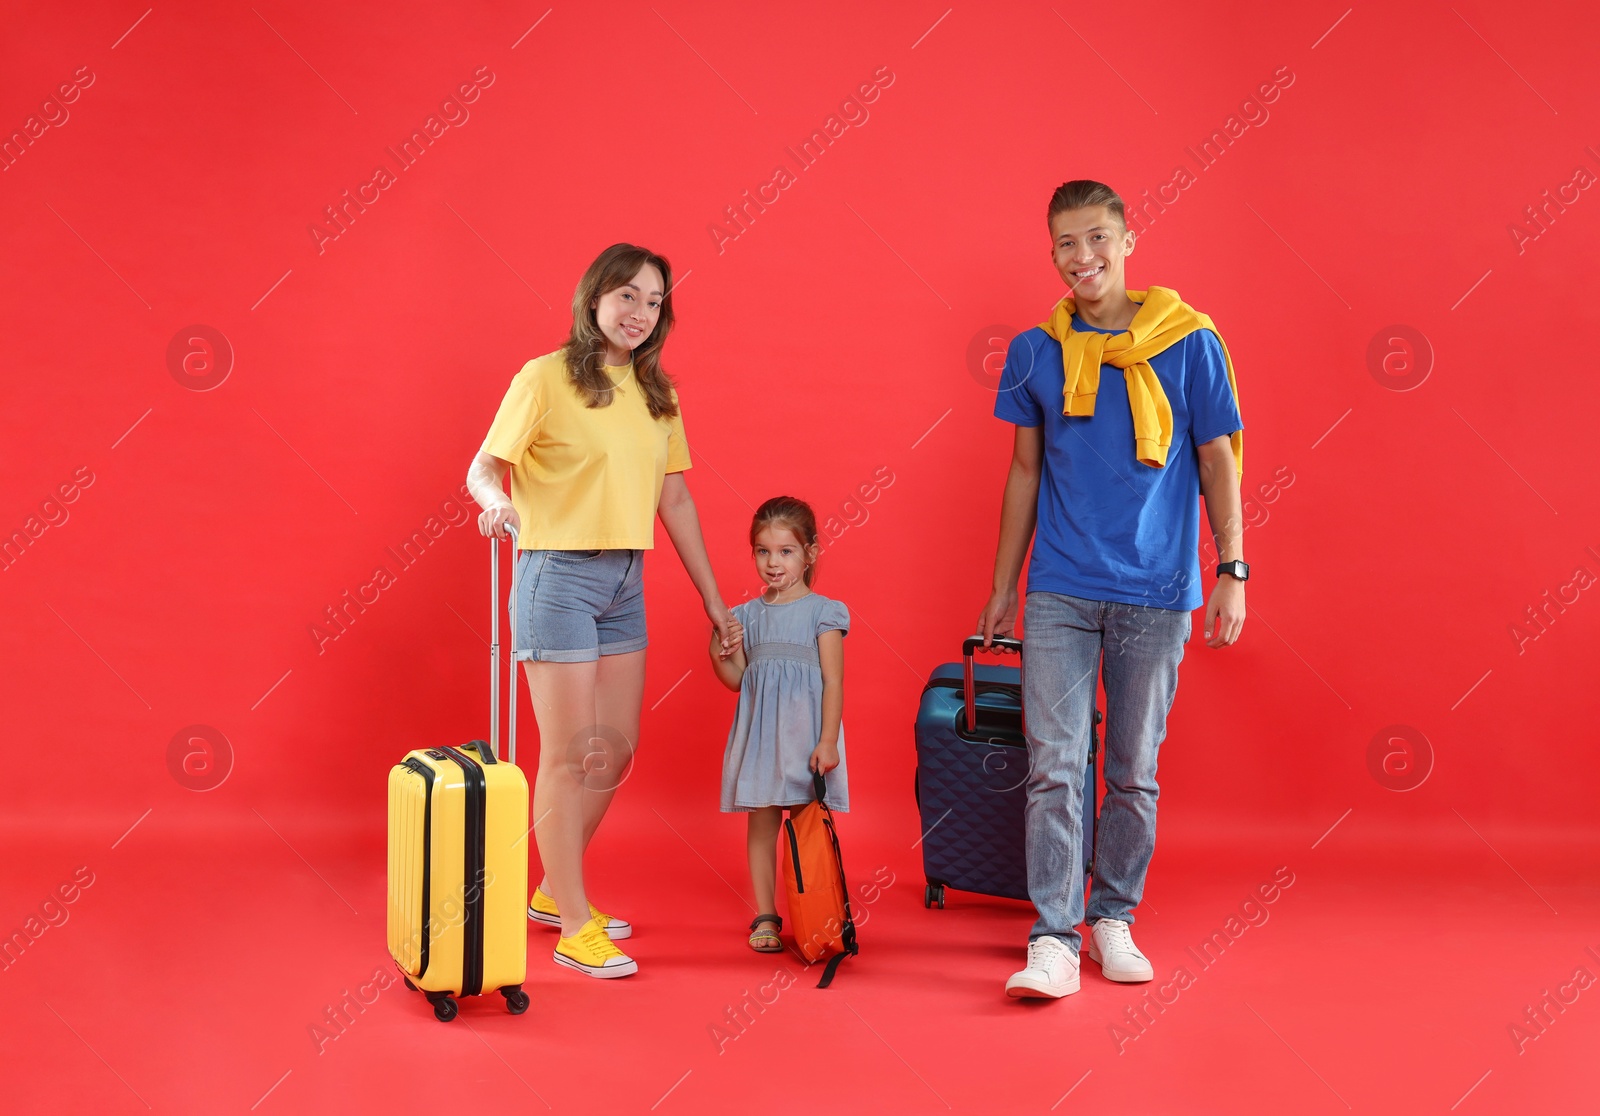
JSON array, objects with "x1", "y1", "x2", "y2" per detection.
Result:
[
  {"x1": 1088, "y1": 918, "x2": 1154, "y2": 982},
  {"x1": 1005, "y1": 935, "x2": 1080, "y2": 998}
]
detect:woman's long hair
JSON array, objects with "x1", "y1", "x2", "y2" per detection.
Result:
[{"x1": 562, "y1": 243, "x2": 679, "y2": 419}]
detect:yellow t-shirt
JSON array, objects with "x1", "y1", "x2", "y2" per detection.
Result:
[{"x1": 481, "y1": 350, "x2": 692, "y2": 549}]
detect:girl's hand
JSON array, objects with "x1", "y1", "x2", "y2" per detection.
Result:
[
  {"x1": 706, "y1": 600, "x2": 741, "y2": 658},
  {"x1": 478, "y1": 504, "x2": 520, "y2": 540},
  {"x1": 808, "y1": 741, "x2": 840, "y2": 775}
]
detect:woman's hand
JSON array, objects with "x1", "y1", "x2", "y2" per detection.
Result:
[
  {"x1": 478, "y1": 504, "x2": 520, "y2": 539},
  {"x1": 808, "y1": 740, "x2": 840, "y2": 775},
  {"x1": 707, "y1": 600, "x2": 742, "y2": 658},
  {"x1": 722, "y1": 616, "x2": 743, "y2": 657}
]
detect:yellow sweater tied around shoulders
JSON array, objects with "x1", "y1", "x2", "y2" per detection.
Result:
[{"x1": 1039, "y1": 286, "x2": 1243, "y2": 480}]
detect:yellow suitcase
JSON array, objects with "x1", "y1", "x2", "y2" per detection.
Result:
[{"x1": 387, "y1": 535, "x2": 529, "y2": 1021}]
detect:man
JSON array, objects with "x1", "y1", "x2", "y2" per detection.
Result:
[{"x1": 977, "y1": 179, "x2": 1247, "y2": 999}]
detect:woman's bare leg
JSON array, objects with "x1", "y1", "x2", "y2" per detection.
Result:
[
  {"x1": 523, "y1": 658, "x2": 597, "y2": 937},
  {"x1": 533, "y1": 648, "x2": 646, "y2": 900}
]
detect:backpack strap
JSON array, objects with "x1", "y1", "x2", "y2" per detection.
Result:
[{"x1": 817, "y1": 949, "x2": 850, "y2": 988}]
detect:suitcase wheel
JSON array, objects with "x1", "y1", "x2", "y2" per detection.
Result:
[
  {"x1": 502, "y1": 987, "x2": 530, "y2": 1015},
  {"x1": 924, "y1": 882, "x2": 946, "y2": 910},
  {"x1": 429, "y1": 994, "x2": 458, "y2": 1023}
]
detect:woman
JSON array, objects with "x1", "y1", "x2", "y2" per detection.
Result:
[{"x1": 466, "y1": 243, "x2": 742, "y2": 979}]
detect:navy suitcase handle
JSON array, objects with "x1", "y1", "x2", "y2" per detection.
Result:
[{"x1": 962, "y1": 635, "x2": 1022, "y2": 733}]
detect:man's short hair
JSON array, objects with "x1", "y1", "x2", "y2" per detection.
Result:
[{"x1": 1047, "y1": 180, "x2": 1127, "y2": 230}]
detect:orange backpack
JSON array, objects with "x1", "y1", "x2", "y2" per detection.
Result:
[{"x1": 781, "y1": 771, "x2": 858, "y2": 987}]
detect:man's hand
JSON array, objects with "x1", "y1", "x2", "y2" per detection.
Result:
[
  {"x1": 1202, "y1": 578, "x2": 1245, "y2": 648},
  {"x1": 976, "y1": 587, "x2": 1020, "y2": 649}
]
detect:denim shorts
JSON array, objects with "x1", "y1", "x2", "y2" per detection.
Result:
[{"x1": 512, "y1": 549, "x2": 647, "y2": 663}]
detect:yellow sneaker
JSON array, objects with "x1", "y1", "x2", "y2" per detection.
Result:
[
  {"x1": 554, "y1": 917, "x2": 638, "y2": 979},
  {"x1": 528, "y1": 886, "x2": 633, "y2": 939}
]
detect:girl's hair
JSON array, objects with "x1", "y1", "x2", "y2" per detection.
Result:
[
  {"x1": 1047, "y1": 180, "x2": 1127, "y2": 231},
  {"x1": 750, "y1": 496, "x2": 821, "y2": 587},
  {"x1": 562, "y1": 242, "x2": 680, "y2": 419}
]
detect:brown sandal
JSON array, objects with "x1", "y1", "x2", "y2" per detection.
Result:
[{"x1": 748, "y1": 913, "x2": 783, "y2": 952}]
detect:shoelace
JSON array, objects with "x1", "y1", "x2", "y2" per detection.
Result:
[
  {"x1": 1029, "y1": 937, "x2": 1069, "y2": 971},
  {"x1": 577, "y1": 921, "x2": 623, "y2": 961},
  {"x1": 1098, "y1": 920, "x2": 1141, "y2": 956}
]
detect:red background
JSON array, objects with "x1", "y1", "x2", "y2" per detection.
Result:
[{"x1": 2, "y1": 1, "x2": 1596, "y2": 1112}]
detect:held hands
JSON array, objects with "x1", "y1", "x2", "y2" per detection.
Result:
[
  {"x1": 808, "y1": 740, "x2": 840, "y2": 775},
  {"x1": 478, "y1": 504, "x2": 520, "y2": 540},
  {"x1": 707, "y1": 601, "x2": 743, "y2": 660},
  {"x1": 1203, "y1": 577, "x2": 1245, "y2": 648}
]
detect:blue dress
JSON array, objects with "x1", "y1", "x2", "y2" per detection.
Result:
[{"x1": 720, "y1": 591, "x2": 850, "y2": 812}]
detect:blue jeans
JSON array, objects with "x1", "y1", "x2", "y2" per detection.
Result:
[{"x1": 1021, "y1": 591, "x2": 1191, "y2": 951}]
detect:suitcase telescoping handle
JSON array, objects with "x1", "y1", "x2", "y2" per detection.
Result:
[
  {"x1": 489, "y1": 524, "x2": 521, "y2": 764},
  {"x1": 963, "y1": 634, "x2": 1022, "y2": 734}
]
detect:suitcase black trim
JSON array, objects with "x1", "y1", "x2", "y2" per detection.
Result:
[
  {"x1": 402, "y1": 758, "x2": 436, "y2": 979},
  {"x1": 439, "y1": 746, "x2": 488, "y2": 997}
]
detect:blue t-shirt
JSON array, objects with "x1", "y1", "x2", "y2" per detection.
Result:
[{"x1": 993, "y1": 314, "x2": 1243, "y2": 611}]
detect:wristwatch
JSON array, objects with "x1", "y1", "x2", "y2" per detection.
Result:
[{"x1": 1216, "y1": 560, "x2": 1250, "y2": 582}]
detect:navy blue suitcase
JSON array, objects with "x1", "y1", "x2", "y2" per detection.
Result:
[{"x1": 913, "y1": 636, "x2": 1099, "y2": 909}]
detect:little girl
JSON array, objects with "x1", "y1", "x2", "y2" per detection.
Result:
[{"x1": 710, "y1": 496, "x2": 849, "y2": 952}]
